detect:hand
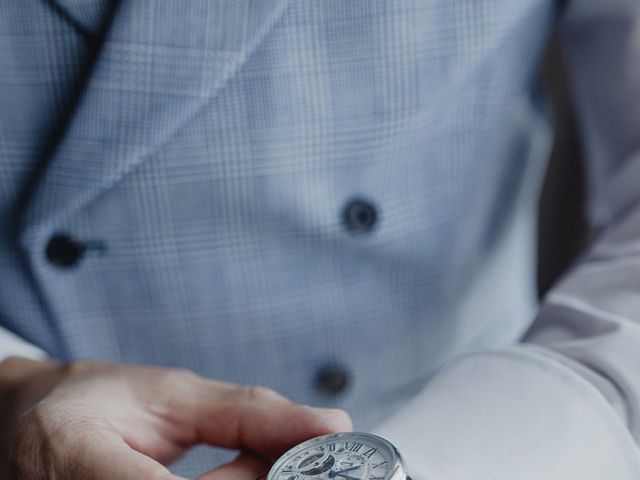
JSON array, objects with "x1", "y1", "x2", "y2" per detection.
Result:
[{"x1": 0, "y1": 356, "x2": 352, "y2": 479}]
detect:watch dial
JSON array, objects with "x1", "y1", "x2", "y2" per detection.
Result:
[{"x1": 268, "y1": 432, "x2": 398, "y2": 480}]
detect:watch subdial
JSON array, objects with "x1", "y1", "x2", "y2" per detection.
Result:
[{"x1": 298, "y1": 453, "x2": 335, "y2": 475}]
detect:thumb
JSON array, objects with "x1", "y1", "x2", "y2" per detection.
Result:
[
  {"x1": 10, "y1": 424, "x2": 187, "y2": 480},
  {"x1": 197, "y1": 453, "x2": 269, "y2": 480}
]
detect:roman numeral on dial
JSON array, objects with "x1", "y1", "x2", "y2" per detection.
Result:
[
  {"x1": 345, "y1": 442, "x2": 363, "y2": 452},
  {"x1": 363, "y1": 447, "x2": 377, "y2": 458}
]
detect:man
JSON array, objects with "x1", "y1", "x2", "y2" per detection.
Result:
[{"x1": 1, "y1": 0, "x2": 639, "y2": 478}]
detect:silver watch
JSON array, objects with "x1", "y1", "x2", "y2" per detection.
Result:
[{"x1": 267, "y1": 432, "x2": 411, "y2": 480}]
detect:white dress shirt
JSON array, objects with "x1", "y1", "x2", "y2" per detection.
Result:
[{"x1": 375, "y1": 1, "x2": 640, "y2": 478}]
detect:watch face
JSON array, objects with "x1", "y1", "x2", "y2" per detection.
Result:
[{"x1": 268, "y1": 432, "x2": 402, "y2": 480}]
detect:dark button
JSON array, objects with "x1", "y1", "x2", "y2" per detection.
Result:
[
  {"x1": 342, "y1": 198, "x2": 378, "y2": 234},
  {"x1": 45, "y1": 234, "x2": 86, "y2": 268},
  {"x1": 315, "y1": 364, "x2": 351, "y2": 395}
]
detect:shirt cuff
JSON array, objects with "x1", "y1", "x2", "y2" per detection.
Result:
[
  {"x1": 0, "y1": 327, "x2": 48, "y2": 362},
  {"x1": 373, "y1": 346, "x2": 640, "y2": 480}
]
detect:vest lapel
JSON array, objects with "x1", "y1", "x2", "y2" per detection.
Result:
[
  {"x1": 48, "y1": 0, "x2": 117, "y2": 37},
  {"x1": 21, "y1": 0, "x2": 290, "y2": 244}
]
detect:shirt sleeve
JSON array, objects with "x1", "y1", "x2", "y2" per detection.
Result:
[
  {"x1": 0, "y1": 326, "x2": 47, "y2": 362},
  {"x1": 374, "y1": 1, "x2": 640, "y2": 478}
]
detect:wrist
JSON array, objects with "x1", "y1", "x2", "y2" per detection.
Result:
[{"x1": 0, "y1": 356, "x2": 70, "y2": 474}]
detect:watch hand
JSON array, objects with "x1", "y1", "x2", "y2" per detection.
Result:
[
  {"x1": 332, "y1": 473, "x2": 360, "y2": 480},
  {"x1": 330, "y1": 466, "x2": 360, "y2": 476}
]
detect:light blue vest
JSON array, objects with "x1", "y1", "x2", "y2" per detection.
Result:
[{"x1": 0, "y1": 0, "x2": 556, "y2": 475}]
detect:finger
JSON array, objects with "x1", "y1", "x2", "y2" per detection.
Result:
[
  {"x1": 150, "y1": 376, "x2": 353, "y2": 459},
  {"x1": 197, "y1": 453, "x2": 270, "y2": 480},
  {"x1": 205, "y1": 395, "x2": 352, "y2": 459}
]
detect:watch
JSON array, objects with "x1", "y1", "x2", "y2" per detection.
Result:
[{"x1": 267, "y1": 431, "x2": 411, "y2": 480}]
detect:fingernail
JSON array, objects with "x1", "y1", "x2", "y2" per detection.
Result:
[{"x1": 305, "y1": 406, "x2": 353, "y2": 431}]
